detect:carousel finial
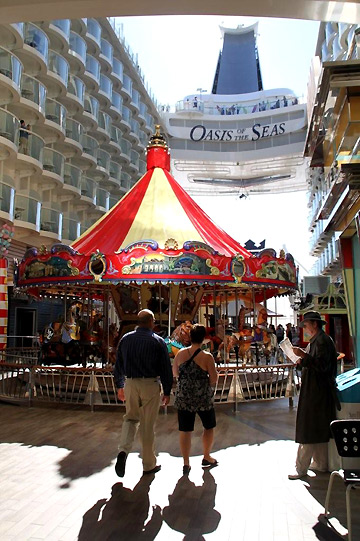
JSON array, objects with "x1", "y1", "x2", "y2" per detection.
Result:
[{"x1": 147, "y1": 125, "x2": 168, "y2": 150}]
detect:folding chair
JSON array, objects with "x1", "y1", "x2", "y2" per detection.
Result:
[{"x1": 324, "y1": 419, "x2": 360, "y2": 541}]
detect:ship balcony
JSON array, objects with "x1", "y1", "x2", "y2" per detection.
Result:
[
  {"x1": 0, "y1": 108, "x2": 19, "y2": 163},
  {"x1": 11, "y1": 75, "x2": 47, "y2": 125},
  {"x1": 109, "y1": 195, "x2": 120, "y2": 209},
  {"x1": 41, "y1": 20, "x2": 70, "y2": 52},
  {"x1": 78, "y1": 176, "x2": 96, "y2": 207},
  {"x1": 42, "y1": 147, "x2": 65, "y2": 188},
  {"x1": 40, "y1": 50, "x2": 69, "y2": 98},
  {"x1": 119, "y1": 137, "x2": 131, "y2": 165},
  {"x1": 39, "y1": 206, "x2": 62, "y2": 241},
  {"x1": 129, "y1": 89, "x2": 140, "y2": 115},
  {"x1": 119, "y1": 73, "x2": 132, "y2": 103},
  {"x1": 94, "y1": 148, "x2": 110, "y2": 180},
  {"x1": 175, "y1": 99, "x2": 205, "y2": 114},
  {"x1": 95, "y1": 187, "x2": 110, "y2": 212},
  {"x1": 98, "y1": 74, "x2": 112, "y2": 108},
  {"x1": 59, "y1": 74, "x2": 85, "y2": 116},
  {"x1": 120, "y1": 171, "x2": 132, "y2": 192},
  {"x1": 107, "y1": 160, "x2": 122, "y2": 189},
  {"x1": 85, "y1": 18, "x2": 101, "y2": 55},
  {"x1": 83, "y1": 55, "x2": 100, "y2": 92},
  {"x1": 144, "y1": 113, "x2": 155, "y2": 135},
  {"x1": 129, "y1": 118, "x2": 140, "y2": 144},
  {"x1": 128, "y1": 149, "x2": 139, "y2": 174},
  {"x1": 0, "y1": 23, "x2": 24, "y2": 51},
  {"x1": 41, "y1": 98, "x2": 66, "y2": 141},
  {"x1": 137, "y1": 130, "x2": 147, "y2": 151},
  {"x1": 99, "y1": 38, "x2": 113, "y2": 73},
  {"x1": 110, "y1": 58, "x2": 123, "y2": 90},
  {"x1": 14, "y1": 193, "x2": 41, "y2": 236},
  {"x1": 138, "y1": 102, "x2": 147, "y2": 126},
  {"x1": 66, "y1": 31, "x2": 86, "y2": 74},
  {"x1": 16, "y1": 130, "x2": 44, "y2": 177},
  {"x1": 79, "y1": 94, "x2": 99, "y2": 131},
  {"x1": 62, "y1": 216, "x2": 81, "y2": 243},
  {"x1": 109, "y1": 91, "x2": 123, "y2": 122},
  {"x1": 139, "y1": 159, "x2": 146, "y2": 177},
  {"x1": 17, "y1": 23, "x2": 49, "y2": 76},
  {"x1": 0, "y1": 177, "x2": 15, "y2": 222},
  {"x1": 56, "y1": 117, "x2": 83, "y2": 158},
  {"x1": 0, "y1": 47, "x2": 22, "y2": 105},
  {"x1": 103, "y1": 125, "x2": 121, "y2": 157},
  {"x1": 93, "y1": 110, "x2": 111, "y2": 144},
  {"x1": 63, "y1": 163, "x2": 82, "y2": 197},
  {"x1": 71, "y1": 18, "x2": 87, "y2": 36},
  {"x1": 119, "y1": 105, "x2": 131, "y2": 133},
  {"x1": 79, "y1": 133, "x2": 98, "y2": 168}
]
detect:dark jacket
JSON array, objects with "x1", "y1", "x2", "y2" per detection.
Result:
[{"x1": 296, "y1": 329, "x2": 338, "y2": 444}]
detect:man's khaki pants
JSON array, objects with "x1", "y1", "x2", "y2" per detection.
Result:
[
  {"x1": 296, "y1": 442, "x2": 329, "y2": 474},
  {"x1": 119, "y1": 378, "x2": 161, "y2": 471}
]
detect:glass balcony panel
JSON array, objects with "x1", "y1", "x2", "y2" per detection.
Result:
[
  {"x1": 99, "y1": 74, "x2": 112, "y2": 98},
  {"x1": 139, "y1": 102, "x2": 147, "y2": 117},
  {"x1": 112, "y1": 58, "x2": 123, "y2": 81},
  {"x1": 98, "y1": 111, "x2": 112, "y2": 132},
  {"x1": 120, "y1": 137, "x2": 131, "y2": 156},
  {"x1": 45, "y1": 99, "x2": 66, "y2": 130},
  {"x1": 0, "y1": 47, "x2": 22, "y2": 87},
  {"x1": 109, "y1": 161, "x2": 121, "y2": 181},
  {"x1": 65, "y1": 118, "x2": 83, "y2": 143},
  {"x1": 64, "y1": 163, "x2": 82, "y2": 189},
  {"x1": 62, "y1": 217, "x2": 80, "y2": 241},
  {"x1": 81, "y1": 134, "x2": 98, "y2": 158},
  {"x1": 139, "y1": 131, "x2": 147, "y2": 147},
  {"x1": 84, "y1": 94, "x2": 99, "y2": 119},
  {"x1": 100, "y1": 39, "x2": 113, "y2": 64},
  {"x1": 121, "y1": 171, "x2": 131, "y2": 190},
  {"x1": 15, "y1": 194, "x2": 40, "y2": 225},
  {"x1": 85, "y1": 55, "x2": 100, "y2": 82},
  {"x1": 97, "y1": 149, "x2": 110, "y2": 170},
  {"x1": 21, "y1": 75, "x2": 46, "y2": 112},
  {"x1": 112, "y1": 91, "x2": 122, "y2": 111},
  {"x1": 69, "y1": 32, "x2": 86, "y2": 64},
  {"x1": 123, "y1": 74, "x2": 132, "y2": 94},
  {"x1": 67, "y1": 74, "x2": 85, "y2": 104},
  {"x1": 122, "y1": 105, "x2": 131, "y2": 123},
  {"x1": 0, "y1": 180, "x2": 15, "y2": 215},
  {"x1": 109, "y1": 196, "x2": 119, "y2": 209},
  {"x1": 48, "y1": 50, "x2": 69, "y2": 85},
  {"x1": 43, "y1": 147, "x2": 64, "y2": 176},
  {"x1": 139, "y1": 159, "x2": 146, "y2": 175},
  {"x1": 86, "y1": 19, "x2": 101, "y2": 46},
  {"x1": 41, "y1": 207, "x2": 61, "y2": 235},
  {"x1": 96, "y1": 187, "x2": 109, "y2": 210},
  {"x1": 110, "y1": 125, "x2": 121, "y2": 145},
  {"x1": 81, "y1": 176, "x2": 96, "y2": 200},
  {"x1": 130, "y1": 149, "x2": 139, "y2": 168},
  {"x1": 0, "y1": 108, "x2": 19, "y2": 144},
  {"x1": 130, "y1": 118, "x2": 140, "y2": 136},
  {"x1": 11, "y1": 23, "x2": 24, "y2": 36},
  {"x1": 24, "y1": 23, "x2": 49, "y2": 62},
  {"x1": 19, "y1": 128, "x2": 44, "y2": 161},
  {"x1": 52, "y1": 19, "x2": 71, "y2": 39},
  {"x1": 132, "y1": 89, "x2": 140, "y2": 108},
  {"x1": 145, "y1": 113, "x2": 154, "y2": 131}
]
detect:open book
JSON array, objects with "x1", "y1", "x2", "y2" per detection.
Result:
[{"x1": 279, "y1": 337, "x2": 300, "y2": 364}]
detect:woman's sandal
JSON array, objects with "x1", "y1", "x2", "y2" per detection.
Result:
[{"x1": 202, "y1": 458, "x2": 218, "y2": 468}]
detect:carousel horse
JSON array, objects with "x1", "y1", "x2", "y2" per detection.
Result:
[
  {"x1": 41, "y1": 317, "x2": 80, "y2": 366},
  {"x1": 79, "y1": 313, "x2": 105, "y2": 367},
  {"x1": 166, "y1": 321, "x2": 193, "y2": 356}
]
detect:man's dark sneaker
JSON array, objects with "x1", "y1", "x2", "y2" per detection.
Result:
[
  {"x1": 143, "y1": 465, "x2": 161, "y2": 475},
  {"x1": 115, "y1": 451, "x2": 127, "y2": 477}
]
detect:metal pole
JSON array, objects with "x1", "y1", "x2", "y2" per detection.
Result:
[
  {"x1": 168, "y1": 283, "x2": 171, "y2": 336},
  {"x1": 235, "y1": 289, "x2": 239, "y2": 331},
  {"x1": 252, "y1": 288, "x2": 256, "y2": 327},
  {"x1": 105, "y1": 287, "x2": 109, "y2": 365},
  {"x1": 64, "y1": 286, "x2": 67, "y2": 320},
  {"x1": 158, "y1": 283, "x2": 162, "y2": 326}
]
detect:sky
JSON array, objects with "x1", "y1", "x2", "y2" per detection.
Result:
[{"x1": 115, "y1": 16, "x2": 321, "y2": 316}]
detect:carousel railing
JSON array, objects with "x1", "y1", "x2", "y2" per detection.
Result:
[
  {"x1": 0, "y1": 345, "x2": 41, "y2": 364},
  {"x1": 0, "y1": 362, "x2": 300, "y2": 411}
]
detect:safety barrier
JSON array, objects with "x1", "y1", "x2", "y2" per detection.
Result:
[
  {"x1": 0, "y1": 363, "x2": 299, "y2": 411},
  {"x1": 0, "y1": 347, "x2": 41, "y2": 365}
]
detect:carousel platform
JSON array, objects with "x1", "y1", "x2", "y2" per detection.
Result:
[{"x1": 0, "y1": 399, "x2": 358, "y2": 540}]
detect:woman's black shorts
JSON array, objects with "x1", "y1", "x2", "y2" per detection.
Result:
[{"x1": 177, "y1": 408, "x2": 216, "y2": 432}]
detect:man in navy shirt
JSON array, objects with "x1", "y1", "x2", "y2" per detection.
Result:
[{"x1": 114, "y1": 309, "x2": 173, "y2": 477}]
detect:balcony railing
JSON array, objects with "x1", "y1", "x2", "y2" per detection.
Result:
[
  {"x1": 64, "y1": 163, "x2": 82, "y2": 190},
  {"x1": 174, "y1": 95, "x2": 301, "y2": 116},
  {"x1": 122, "y1": 73, "x2": 132, "y2": 94},
  {"x1": 0, "y1": 179, "x2": 15, "y2": 216},
  {"x1": 0, "y1": 47, "x2": 22, "y2": 88},
  {"x1": 130, "y1": 149, "x2": 140, "y2": 169},
  {"x1": 85, "y1": 55, "x2": 100, "y2": 82},
  {"x1": 100, "y1": 39, "x2": 113, "y2": 64},
  {"x1": 122, "y1": 105, "x2": 131, "y2": 124},
  {"x1": 14, "y1": 194, "x2": 41, "y2": 227},
  {"x1": 97, "y1": 111, "x2": 112, "y2": 132},
  {"x1": 112, "y1": 91, "x2": 123, "y2": 112},
  {"x1": 120, "y1": 137, "x2": 131, "y2": 157},
  {"x1": 86, "y1": 19, "x2": 101, "y2": 46},
  {"x1": 81, "y1": 134, "x2": 98, "y2": 159},
  {"x1": 120, "y1": 171, "x2": 132, "y2": 191},
  {"x1": 40, "y1": 207, "x2": 62, "y2": 236},
  {"x1": 110, "y1": 125, "x2": 121, "y2": 146},
  {"x1": 67, "y1": 74, "x2": 85, "y2": 105},
  {"x1": 11, "y1": 23, "x2": 24, "y2": 36},
  {"x1": 0, "y1": 108, "x2": 19, "y2": 145},
  {"x1": 45, "y1": 98, "x2": 66, "y2": 130},
  {"x1": 21, "y1": 75, "x2": 46, "y2": 113},
  {"x1": 130, "y1": 118, "x2": 140, "y2": 136},
  {"x1": 62, "y1": 217, "x2": 80, "y2": 241},
  {"x1": 112, "y1": 58, "x2": 123, "y2": 82},
  {"x1": 48, "y1": 50, "x2": 69, "y2": 86},
  {"x1": 51, "y1": 19, "x2": 70, "y2": 40},
  {"x1": 139, "y1": 159, "x2": 146, "y2": 176},
  {"x1": 81, "y1": 176, "x2": 96, "y2": 201},
  {"x1": 43, "y1": 147, "x2": 65, "y2": 177},
  {"x1": 139, "y1": 102, "x2": 147, "y2": 118},
  {"x1": 145, "y1": 113, "x2": 155, "y2": 131},
  {"x1": 84, "y1": 94, "x2": 99, "y2": 119},
  {"x1": 65, "y1": 118, "x2": 83, "y2": 145},
  {"x1": 96, "y1": 187, "x2": 109, "y2": 210},
  {"x1": 139, "y1": 131, "x2": 147, "y2": 147},
  {"x1": 69, "y1": 32, "x2": 86, "y2": 64},
  {"x1": 109, "y1": 161, "x2": 121, "y2": 182},
  {"x1": 109, "y1": 196, "x2": 119, "y2": 209},
  {"x1": 24, "y1": 23, "x2": 49, "y2": 63},
  {"x1": 97, "y1": 149, "x2": 110, "y2": 171},
  {"x1": 131, "y1": 89, "x2": 140, "y2": 108},
  {"x1": 99, "y1": 74, "x2": 112, "y2": 99},
  {"x1": 19, "y1": 130, "x2": 44, "y2": 162}
]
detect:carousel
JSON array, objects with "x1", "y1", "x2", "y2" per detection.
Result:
[{"x1": 14, "y1": 127, "x2": 298, "y2": 368}]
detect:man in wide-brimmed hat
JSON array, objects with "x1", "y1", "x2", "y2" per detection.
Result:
[{"x1": 288, "y1": 311, "x2": 339, "y2": 480}]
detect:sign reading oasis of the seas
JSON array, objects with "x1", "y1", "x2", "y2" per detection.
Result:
[{"x1": 189, "y1": 122, "x2": 286, "y2": 142}]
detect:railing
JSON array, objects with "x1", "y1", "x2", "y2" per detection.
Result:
[
  {"x1": 99, "y1": 74, "x2": 112, "y2": 99},
  {"x1": 122, "y1": 105, "x2": 131, "y2": 124},
  {"x1": 96, "y1": 187, "x2": 110, "y2": 210},
  {"x1": 43, "y1": 147, "x2": 65, "y2": 177},
  {"x1": 130, "y1": 118, "x2": 140, "y2": 136},
  {"x1": 122, "y1": 73, "x2": 132, "y2": 95},
  {"x1": 24, "y1": 23, "x2": 49, "y2": 63},
  {"x1": 62, "y1": 217, "x2": 80, "y2": 241},
  {"x1": 139, "y1": 102, "x2": 147, "y2": 118},
  {"x1": 0, "y1": 108, "x2": 19, "y2": 145},
  {"x1": 121, "y1": 171, "x2": 132, "y2": 190},
  {"x1": 174, "y1": 95, "x2": 301, "y2": 116},
  {"x1": 19, "y1": 130, "x2": 44, "y2": 162},
  {"x1": 86, "y1": 18, "x2": 102, "y2": 46},
  {"x1": 0, "y1": 47, "x2": 22, "y2": 87},
  {"x1": 69, "y1": 32, "x2": 86, "y2": 64},
  {"x1": 112, "y1": 58, "x2": 123, "y2": 82},
  {"x1": 21, "y1": 74, "x2": 46, "y2": 112},
  {"x1": 45, "y1": 98, "x2": 66, "y2": 130},
  {"x1": 14, "y1": 194, "x2": 41, "y2": 227},
  {"x1": 131, "y1": 88, "x2": 140, "y2": 109},
  {"x1": 110, "y1": 125, "x2": 121, "y2": 146},
  {"x1": 109, "y1": 161, "x2": 122, "y2": 182},
  {"x1": 85, "y1": 55, "x2": 100, "y2": 82},
  {"x1": 48, "y1": 50, "x2": 69, "y2": 85},
  {"x1": 120, "y1": 137, "x2": 131, "y2": 158},
  {"x1": 111, "y1": 91, "x2": 123, "y2": 112},
  {"x1": 84, "y1": 94, "x2": 99, "y2": 119},
  {"x1": 100, "y1": 38, "x2": 113, "y2": 64},
  {"x1": 139, "y1": 159, "x2": 147, "y2": 175},
  {"x1": 81, "y1": 134, "x2": 98, "y2": 159},
  {"x1": 0, "y1": 363, "x2": 299, "y2": 411},
  {"x1": 81, "y1": 177, "x2": 96, "y2": 202},
  {"x1": 109, "y1": 196, "x2": 119, "y2": 208},
  {"x1": 51, "y1": 19, "x2": 70, "y2": 40},
  {"x1": 0, "y1": 180, "x2": 15, "y2": 216},
  {"x1": 40, "y1": 207, "x2": 62, "y2": 235},
  {"x1": 64, "y1": 163, "x2": 82, "y2": 190},
  {"x1": 98, "y1": 111, "x2": 112, "y2": 132},
  {"x1": 130, "y1": 149, "x2": 140, "y2": 169},
  {"x1": 97, "y1": 149, "x2": 110, "y2": 171},
  {"x1": 65, "y1": 118, "x2": 83, "y2": 144}
]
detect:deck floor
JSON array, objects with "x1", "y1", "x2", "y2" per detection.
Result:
[{"x1": 0, "y1": 399, "x2": 359, "y2": 540}]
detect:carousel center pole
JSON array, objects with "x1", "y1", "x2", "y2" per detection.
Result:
[{"x1": 168, "y1": 283, "x2": 171, "y2": 337}]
